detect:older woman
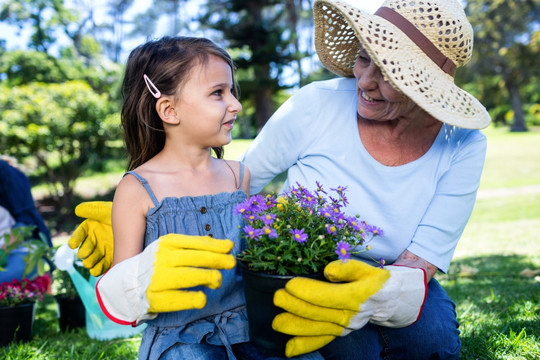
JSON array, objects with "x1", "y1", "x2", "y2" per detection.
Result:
[
  {"x1": 242, "y1": 0, "x2": 489, "y2": 358},
  {"x1": 69, "y1": 0, "x2": 489, "y2": 358}
]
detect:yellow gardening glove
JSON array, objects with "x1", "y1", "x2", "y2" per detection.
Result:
[
  {"x1": 272, "y1": 259, "x2": 427, "y2": 358},
  {"x1": 96, "y1": 234, "x2": 236, "y2": 325},
  {"x1": 68, "y1": 201, "x2": 113, "y2": 277}
]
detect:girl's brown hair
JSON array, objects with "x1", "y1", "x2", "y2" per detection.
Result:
[{"x1": 121, "y1": 36, "x2": 238, "y2": 170}]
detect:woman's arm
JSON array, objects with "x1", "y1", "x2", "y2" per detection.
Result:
[
  {"x1": 241, "y1": 83, "x2": 319, "y2": 194},
  {"x1": 394, "y1": 250, "x2": 437, "y2": 282},
  {"x1": 405, "y1": 130, "x2": 487, "y2": 273}
]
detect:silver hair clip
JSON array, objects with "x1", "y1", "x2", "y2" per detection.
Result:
[{"x1": 143, "y1": 74, "x2": 161, "y2": 98}]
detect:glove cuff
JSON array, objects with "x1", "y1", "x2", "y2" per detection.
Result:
[
  {"x1": 367, "y1": 265, "x2": 427, "y2": 328},
  {"x1": 96, "y1": 245, "x2": 159, "y2": 326}
]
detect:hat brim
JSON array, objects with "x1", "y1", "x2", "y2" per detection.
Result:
[{"x1": 314, "y1": 0, "x2": 491, "y2": 129}]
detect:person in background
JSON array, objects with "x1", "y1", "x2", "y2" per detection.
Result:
[
  {"x1": 0, "y1": 158, "x2": 52, "y2": 283},
  {"x1": 0, "y1": 157, "x2": 51, "y2": 246},
  {"x1": 0, "y1": 205, "x2": 15, "y2": 240}
]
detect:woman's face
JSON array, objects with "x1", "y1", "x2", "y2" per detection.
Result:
[{"x1": 353, "y1": 49, "x2": 419, "y2": 121}]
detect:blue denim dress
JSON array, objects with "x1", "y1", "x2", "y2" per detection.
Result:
[{"x1": 126, "y1": 169, "x2": 250, "y2": 360}]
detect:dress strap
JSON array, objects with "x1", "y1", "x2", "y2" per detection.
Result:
[
  {"x1": 224, "y1": 160, "x2": 244, "y2": 190},
  {"x1": 124, "y1": 171, "x2": 160, "y2": 206},
  {"x1": 238, "y1": 162, "x2": 244, "y2": 190}
]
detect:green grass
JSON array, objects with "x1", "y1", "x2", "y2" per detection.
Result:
[
  {"x1": 479, "y1": 126, "x2": 540, "y2": 189},
  {"x1": 1, "y1": 295, "x2": 140, "y2": 359},
  {"x1": 437, "y1": 126, "x2": 540, "y2": 359},
  {"x1": 2, "y1": 126, "x2": 539, "y2": 359},
  {"x1": 70, "y1": 139, "x2": 254, "y2": 199}
]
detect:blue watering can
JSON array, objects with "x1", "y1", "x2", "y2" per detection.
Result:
[{"x1": 54, "y1": 244, "x2": 146, "y2": 340}]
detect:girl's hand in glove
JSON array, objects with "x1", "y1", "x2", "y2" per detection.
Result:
[
  {"x1": 68, "y1": 201, "x2": 113, "y2": 277},
  {"x1": 96, "y1": 234, "x2": 236, "y2": 325}
]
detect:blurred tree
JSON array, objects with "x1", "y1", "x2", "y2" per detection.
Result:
[
  {"x1": 0, "y1": 50, "x2": 68, "y2": 85},
  {"x1": 0, "y1": 81, "x2": 121, "y2": 226},
  {"x1": 0, "y1": 49, "x2": 122, "y2": 102},
  {"x1": 0, "y1": 0, "x2": 123, "y2": 101},
  {"x1": 198, "y1": 0, "x2": 314, "y2": 134},
  {"x1": 101, "y1": 0, "x2": 135, "y2": 62},
  {"x1": 128, "y1": 0, "x2": 190, "y2": 49},
  {"x1": 0, "y1": 0, "x2": 62, "y2": 53},
  {"x1": 464, "y1": 0, "x2": 540, "y2": 132}
]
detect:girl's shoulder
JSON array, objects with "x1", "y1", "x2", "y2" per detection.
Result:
[
  {"x1": 114, "y1": 171, "x2": 155, "y2": 211},
  {"x1": 224, "y1": 160, "x2": 251, "y2": 195}
]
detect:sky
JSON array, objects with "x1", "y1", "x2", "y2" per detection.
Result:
[{"x1": 0, "y1": 0, "x2": 385, "y2": 53}]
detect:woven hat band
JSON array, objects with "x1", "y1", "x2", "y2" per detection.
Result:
[{"x1": 374, "y1": 7, "x2": 457, "y2": 77}]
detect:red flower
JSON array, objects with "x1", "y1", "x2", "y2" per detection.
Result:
[{"x1": 0, "y1": 273, "x2": 51, "y2": 307}]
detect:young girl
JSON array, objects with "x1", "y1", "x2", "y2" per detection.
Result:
[{"x1": 95, "y1": 36, "x2": 253, "y2": 360}]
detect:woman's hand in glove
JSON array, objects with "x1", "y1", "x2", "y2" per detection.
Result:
[{"x1": 272, "y1": 259, "x2": 427, "y2": 358}]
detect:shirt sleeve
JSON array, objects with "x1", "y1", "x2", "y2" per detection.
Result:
[
  {"x1": 407, "y1": 131, "x2": 487, "y2": 273},
  {"x1": 0, "y1": 205, "x2": 15, "y2": 237},
  {"x1": 0, "y1": 161, "x2": 52, "y2": 246},
  {"x1": 241, "y1": 84, "x2": 318, "y2": 194}
]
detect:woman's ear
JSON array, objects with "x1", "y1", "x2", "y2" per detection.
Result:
[{"x1": 156, "y1": 96, "x2": 180, "y2": 125}]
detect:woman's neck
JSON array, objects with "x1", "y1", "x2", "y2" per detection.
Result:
[{"x1": 357, "y1": 114, "x2": 442, "y2": 166}]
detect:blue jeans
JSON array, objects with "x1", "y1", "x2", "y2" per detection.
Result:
[
  {"x1": 159, "y1": 279, "x2": 458, "y2": 360},
  {"x1": 0, "y1": 246, "x2": 38, "y2": 283},
  {"x1": 319, "y1": 278, "x2": 461, "y2": 360},
  {"x1": 160, "y1": 341, "x2": 324, "y2": 360}
]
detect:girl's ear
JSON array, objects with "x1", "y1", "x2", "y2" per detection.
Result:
[{"x1": 156, "y1": 96, "x2": 180, "y2": 125}]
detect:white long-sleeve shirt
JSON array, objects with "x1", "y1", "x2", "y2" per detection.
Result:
[{"x1": 242, "y1": 78, "x2": 486, "y2": 272}]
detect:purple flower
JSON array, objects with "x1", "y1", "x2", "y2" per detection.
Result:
[
  {"x1": 336, "y1": 241, "x2": 351, "y2": 261},
  {"x1": 326, "y1": 223, "x2": 337, "y2": 235},
  {"x1": 248, "y1": 194, "x2": 268, "y2": 213},
  {"x1": 331, "y1": 185, "x2": 348, "y2": 195},
  {"x1": 262, "y1": 226, "x2": 278, "y2": 238},
  {"x1": 290, "y1": 228, "x2": 308, "y2": 243},
  {"x1": 320, "y1": 205, "x2": 344, "y2": 225},
  {"x1": 320, "y1": 207, "x2": 333, "y2": 219},
  {"x1": 243, "y1": 225, "x2": 263, "y2": 240},
  {"x1": 332, "y1": 210, "x2": 346, "y2": 225},
  {"x1": 260, "y1": 213, "x2": 276, "y2": 226},
  {"x1": 263, "y1": 194, "x2": 277, "y2": 208},
  {"x1": 234, "y1": 198, "x2": 251, "y2": 215},
  {"x1": 366, "y1": 224, "x2": 384, "y2": 237},
  {"x1": 346, "y1": 216, "x2": 361, "y2": 232},
  {"x1": 330, "y1": 186, "x2": 349, "y2": 206},
  {"x1": 246, "y1": 213, "x2": 257, "y2": 222},
  {"x1": 315, "y1": 181, "x2": 327, "y2": 195},
  {"x1": 300, "y1": 190, "x2": 317, "y2": 208}
]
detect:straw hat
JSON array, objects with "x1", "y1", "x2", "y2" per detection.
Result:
[{"x1": 313, "y1": 0, "x2": 491, "y2": 129}]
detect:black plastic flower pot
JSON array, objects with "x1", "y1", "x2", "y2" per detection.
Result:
[
  {"x1": 0, "y1": 302, "x2": 35, "y2": 346},
  {"x1": 239, "y1": 262, "x2": 324, "y2": 357},
  {"x1": 56, "y1": 295, "x2": 86, "y2": 332}
]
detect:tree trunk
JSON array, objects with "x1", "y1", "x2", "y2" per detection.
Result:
[
  {"x1": 254, "y1": 85, "x2": 274, "y2": 133},
  {"x1": 506, "y1": 79, "x2": 528, "y2": 132},
  {"x1": 286, "y1": 0, "x2": 303, "y2": 85}
]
